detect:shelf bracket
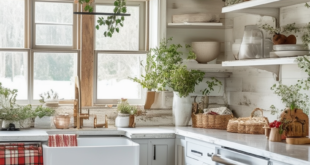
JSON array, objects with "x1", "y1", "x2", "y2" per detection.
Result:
[{"x1": 251, "y1": 65, "x2": 280, "y2": 81}]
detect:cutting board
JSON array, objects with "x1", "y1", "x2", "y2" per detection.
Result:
[{"x1": 286, "y1": 138, "x2": 310, "y2": 145}]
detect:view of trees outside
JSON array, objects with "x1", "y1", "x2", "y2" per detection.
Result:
[
  {"x1": 97, "y1": 54, "x2": 145, "y2": 99},
  {"x1": 0, "y1": 1, "x2": 27, "y2": 100},
  {"x1": 33, "y1": 53, "x2": 77, "y2": 100},
  {"x1": 0, "y1": 52, "x2": 28, "y2": 100},
  {"x1": 35, "y1": 2, "x2": 73, "y2": 46},
  {"x1": 96, "y1": 5, "x2": 140, "y2": 50},
  {"x1": 0, "y1": 0, "x2": 24, "y2": 48}
]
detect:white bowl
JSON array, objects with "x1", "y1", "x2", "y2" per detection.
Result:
[{"x1": 192, "y1": 42, "x2": 220, "y2": 64}]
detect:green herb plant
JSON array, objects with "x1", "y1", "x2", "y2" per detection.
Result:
[
  {"x1": 34, "y1": 106, "x2": 55, "y2": 118},
  {"x1": 117, "y1": 99, "x2": 137, "y2": 115},
  {"x1": 78, "y1": 0, "x2": 94, "y2": 12},
  {"x1": 0, "y1": 83, "x2": 18, "y2": 109},
  {"x1": 39, "y1": 89, "x2": 59, "y2": 103},
  {"x1": 270, "y1": 83, "x2": 310, "y2": 115}
]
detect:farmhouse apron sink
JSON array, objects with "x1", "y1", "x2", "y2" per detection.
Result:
[{"x1": 43, "y1": 137, "x2": 139, "y2": 165}]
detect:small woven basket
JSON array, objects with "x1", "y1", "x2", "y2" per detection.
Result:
[
  {"x1": 202, "y1": 114, "x2": 234, "y2": 130},
  {"x1": 227, "y1": 118, "x2": 239, "y2": 133},
  {"x1": 192, "y1": 113, "x2": 203, "y2": 128}
]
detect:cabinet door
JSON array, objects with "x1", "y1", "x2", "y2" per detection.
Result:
[
  {"x1": 149, "y1": 139, "x2": 175, "y2": 165},
  {"x1": 151, "y1": 144, "x2": 168, "y2": 165},
  {"x1": 133, "y1": 139, "x2": 149, "y2": 165}
]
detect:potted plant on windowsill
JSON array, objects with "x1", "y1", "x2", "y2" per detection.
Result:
[
  {"x1": 39, "y1": 89, "x2": 59, "y2": 106},
  {"x1": 34, "y1": 105, "x2": 55, "y2": 129},
  {"x1": 115, "y1": 98, "x2": 137, "y2": 128}
]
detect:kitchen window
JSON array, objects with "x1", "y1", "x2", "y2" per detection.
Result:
[
  {"x1": 0, "y1": 0, "x2": 78, "y2": 104},
  {"x1": 94, "y1": 1, "x2": 147, "y2": 104}
]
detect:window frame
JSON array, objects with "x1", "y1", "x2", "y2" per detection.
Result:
[
  {"x1": 31, "y1": 0, "x2": 77, "y2": 50},
  {"x1": 93, "y1": 1, "x2": 148, "y2": 105},
  {"x1": 0, "y1": 0, "x2": 79, "y2": 105},
  {"x1": 30, "y1": 49, "x2": 80, "y2": 105}
]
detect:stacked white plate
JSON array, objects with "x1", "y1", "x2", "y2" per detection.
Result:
[{"x1": 270, "y1": 44, "x2": 310, "y2": 58}]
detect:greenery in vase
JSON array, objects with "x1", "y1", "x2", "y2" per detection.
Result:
[
  {"x1": 129, "y1": 38, "x2": 196, "y2": 91},
  {"x1": 117, "y1": 99, "x2": 137, "y2": 114},
  {"x1": 169, "y1": 65, "x2": 205, "y2": 98},
  {"x1": 39, "y1": 89, "x2": 59, "y2": 103},
  {"x1": 76, "y1": 0, "x2": 127, "y2": 37},
  {"x1": 2, "y1": 105, "x2": 35, "y2": 121},
  {"x1": 34, "y1": 106, "x2": 55, "y2": 118}
]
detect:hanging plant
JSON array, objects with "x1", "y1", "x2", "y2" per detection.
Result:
[{"x1": 76, "y1": 0, "x2": 127, "y2": 38}]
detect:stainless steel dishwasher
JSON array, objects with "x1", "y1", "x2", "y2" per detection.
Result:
[{"x1": 211, "y1": 147, "x2": 270, "y2": 165}]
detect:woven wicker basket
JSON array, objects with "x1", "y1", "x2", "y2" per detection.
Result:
[
  {"x1": 202, "y1": 114, "x2": 234, "y2": 130},
  {"x1": 192, "y1": 113, "x2": 203, "y2": 128},
  {"x1": 227, "y1": 108, "x2": 269, "y2": 134}
]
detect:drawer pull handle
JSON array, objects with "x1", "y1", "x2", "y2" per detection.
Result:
[{"x1": 191, "y1": 150, "x2": 203, "y2": 156}]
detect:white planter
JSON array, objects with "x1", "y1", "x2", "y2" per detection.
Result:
[
  {"x1": 115, "y1": 113, "x2": 130, "y2": 128},
  {"x1": 35, "y1": 116, "x2": 54, "y2": 129},
  {"x1": 2, "y1": 118, "x2": 32, "y2": 129},
  {"x1": 172, "y1": 92, "x2": 193, "y2": 126}
]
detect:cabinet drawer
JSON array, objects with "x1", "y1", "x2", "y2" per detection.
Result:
[{"x1": 185, "y1": 138, "x2": 216, "y2": 165}]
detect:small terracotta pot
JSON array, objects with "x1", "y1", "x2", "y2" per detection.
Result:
[{"x1": 144, "y1": 91, "x2": 155, "y2": 109}]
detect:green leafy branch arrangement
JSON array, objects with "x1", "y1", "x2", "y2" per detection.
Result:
[
  {"x1": 129, "y1": 38, "x2": 196, "y2": 91},
  {"x1": 202, "y1": 78, "x2": 222, "y2": 96},
  {"x1": 130, "y1": 38, "x2": 221, "y2": 98},
  {"x1": 77, "y1": 0, "x2": 94, "y2": 12},
  {"x1": 34, "y1": 106, "x2": 55, "y2": 118}
]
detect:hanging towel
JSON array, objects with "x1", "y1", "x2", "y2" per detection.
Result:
[
  {"x1": 48, "y1": 134, "x2": 77, "y2": 147},
  {"x1": 0, "y1": 143, "x2": 43, "y2": 165}
]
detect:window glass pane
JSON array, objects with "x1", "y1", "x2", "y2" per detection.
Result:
[
  {"x1": 0, "y1": 52, "x2": 28, "y2": 100},
  {"x1": 0, "y1": 0, "x2": 24, "y2": 48},
  {"x1": 35, "y1": 2, "x2": 73, "y2": 24},
  {"x1": 36, "y1": 25, "x2": 73, "y2": 46},
  {"x1": 33, "y1": 53, "x2": 77, "y2": 100},
  {"x1": 96, "y1": 5, "x2": 139, "y2": 50},
  {"x1": 97, "y1": 54, "x2": 145, "y2": 99}
]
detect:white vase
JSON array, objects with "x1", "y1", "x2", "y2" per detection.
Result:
[
  {"x1": 172, "y1": 92, "x2": 193, "y2": 126},
  {"x1": 2, "y1": 119, "x2": 32, "y2": 129},
  {"x1": 115, "y1": 113, "x2": 130, "y2": 128},
  {"x1": 34, "y1": 116, "x2": 54, "y2": 129}
]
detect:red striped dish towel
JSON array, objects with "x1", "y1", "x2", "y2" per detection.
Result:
[
  {"x1": 48, "y1": 134, "x2": 77, "y2": 147},
  {"x1": 0, "y1": 143, "x2": 43, "y2": 165}
]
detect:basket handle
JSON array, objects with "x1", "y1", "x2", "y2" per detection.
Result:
[
  {"x1": 250, "y1": 108, "x2": 263, "y2": 118},
  {"x1": 263, "y1": 117, "x2": 270, "y2": 127}
]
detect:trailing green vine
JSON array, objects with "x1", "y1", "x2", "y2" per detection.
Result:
[
  {"x1": 77, "y1": 0, "x2": 127, "y2": 37},
  {"x1": 96, "y1": 0, "x2": 127, "y2": 37}
]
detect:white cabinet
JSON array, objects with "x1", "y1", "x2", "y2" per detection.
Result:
[
  {"x1": 133, "y1": 138, "x2": 175, "y2": 165},
  {"x1": 175, "y1": 135, "x2": 186, "y2": 165}
]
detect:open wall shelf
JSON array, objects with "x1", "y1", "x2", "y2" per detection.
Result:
[{"x1": 222, "y1": 0, "x2": 310, "y2": 13}]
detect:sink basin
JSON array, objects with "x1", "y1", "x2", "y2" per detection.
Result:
[{"x1": 43, "y1": 137, "x2": 139, "y2": 165}]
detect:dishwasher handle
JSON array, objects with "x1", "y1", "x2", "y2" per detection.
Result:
[{"x1": 212, "y1": 154, "x2": 247, "y2": 165}]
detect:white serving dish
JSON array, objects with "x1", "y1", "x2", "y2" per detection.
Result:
[
  {"x1": 270, "y1": 51, "x2": 310, "y2": 58},
  {"x1": 273, "y1": 44, "x2": 308, "y2": 51},
  {"x1": 43, "y1": 137, "x2": 139, "y2": 165}
]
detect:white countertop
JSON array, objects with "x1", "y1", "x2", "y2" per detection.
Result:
[{"x1": 1, "y1": 127, "x2": 310, "y2": 164}]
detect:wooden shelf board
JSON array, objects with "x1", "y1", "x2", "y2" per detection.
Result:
[
  {"x1": 222, "y1": 57, "x2": 297, "y2": 67},
  {"x1": 222, "y1": 0, "x2": 310, "y2": 13}
]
